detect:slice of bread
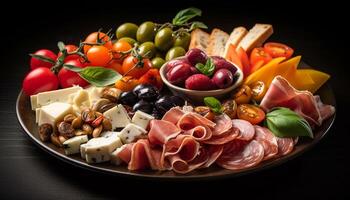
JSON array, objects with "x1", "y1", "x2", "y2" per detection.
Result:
[
  {"x1": 189, "y1": 29, "x2": 210, "y2": 52},
  {"x1": 222, "y1": 26, "x2": 248, "y2": 58},
  {"x1": 237, "y1": 24, "x2": 273, "y2": 53},
  {"x1": 206, "y1": 28, "x2": 230, "y2": 56}
]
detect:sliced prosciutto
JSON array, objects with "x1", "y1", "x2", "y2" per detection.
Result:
[
  {"x1": 184, "y1": 125, "x2": 212, "y2": 141},
  {"x1": 275, "y1": 137, "x2": 294, "y2": 156},
  {"x1": 213, "y1": 114, "x2": 232, "y2": 135},
  {"x1": 203, "y1": 127, "x2": 239, "y2": 145},
  {"x1": 232, "y1": 119, "x2": 255, "y2": 141},
  {"x1": 168, "y1": 147, "x2": 209, "y2": 174},
  {"x1": 217, "y1": 140, "x2": 264, "y2": 170},
  {"x1": 148, "y1": 120, "x2": 181, "y2": 146},
  {"x1": 260, "y1": 76, "x2": 335, "y2": 127},
  {"x1": 254, "y1": 126, "x2": 278, "y2": 160},
  {"x1": 163, "y1": 135, "x2": 200, "y2": 162},
  {"x1": 162, "y1": 107, "x2": 185, "y2": 124}
]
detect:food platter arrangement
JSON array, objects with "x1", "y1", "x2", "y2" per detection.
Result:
[{"x1": 17, "y1": 8, "x2": 336, "y2": 177}]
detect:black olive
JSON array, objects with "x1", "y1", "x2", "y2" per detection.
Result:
[
  {"x1": 119, "y1": 91, "x2": 138, "y2": 106},
  {"x1": 137, "y1": 86, "x2": 159, "y2": 101},
  {"x1": 155, "y1": 96, "x2": 174, "y2": 113},
  {"x1": 133, "y1": 84, "x2": 155, "y2": 96},
  {"x1": 170, "y1": 96, "x2": 185, "y2": 106},
  {"x1": 151, "y1": 108, "x2": 164, "y2": 119},
  {"x1": 133, "y1": 100, "x2": 154, "y2": 114}
]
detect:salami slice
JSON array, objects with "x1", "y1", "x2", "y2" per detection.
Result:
[
  {"x1": 201, "y1": 145, "x2": 224, "y2": 168},
  {"x1": 254, "y1": 126, "x2": 278, "y2": 160},
  {"x1": 203, "y1": 127, "x2": 239, "y2": 145},
  {"x1": 232, "y1": 119, "x2": 255, "y2": 141},
  {"x1": 275, "y1": 137, "x2": 294, "y2": 156},
  {"x1": 217, "y1": 140, "x2": 264, "y2": 170}
]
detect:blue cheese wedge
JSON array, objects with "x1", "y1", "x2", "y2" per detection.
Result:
[
  {"x1": 103, "y1": 104, "x2": 131, "y2": 130},
  {"x1": 35, "y1": 86, "x2": 82, "y2": 108},
  {"x1": 132, "y1": 110, "x2": 154, "y2": 130},
  {"x1": 118, "y1": 123, "x2": 147, "y2": 144},
  {"x1": 62, "y1": 135, "x2": 88, "y2": 155},
  {"x1": 80, "y1": 132, "x2": 122, "y2": 163},
  {"x1": 38, "y1": 102, "x2": 73, "y2": 126}
]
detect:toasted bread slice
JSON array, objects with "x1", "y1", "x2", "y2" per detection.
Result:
[
  {"x1": 206, "y1": 28, "x2": 230, "y2": 56},
  {"x1": 237, "y1": 24, "x2": 273, "y2": 53},
  {"x1": 222, "y1": 26, "x2": 248, "y2": 58},
  {"x1": 189, "y1": 29, "x2": 210, "y2": 52}
]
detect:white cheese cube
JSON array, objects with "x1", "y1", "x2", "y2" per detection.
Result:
[
  {"x1": 30, "y1": 95, "x2": 38, "y2": 110},
  {"x1": 103, "y1": 104, "x2": 131, "y2": 130},
  {"x1": 73, "y1": 90, "x2": 91, "y2": 112},
  {"x1": 63, "y1": 135, "x2": 88, "y2": 155},
  {"x1": 35, "y1": 108, "x2": 41, "y2": 124},
  {"x1": 132, "y1": 110, "x2": 154, "y2": 130},
  {"x1": 81, "y1": 135, "x2": 122, "y2": 164},
  {"x1": 118, "y1": 123, "x2": 147, "y2": 144},
  {"x1": 36, "y1": 86, "x2": 82, "y2": 107},
  {"x1": 38, "y1": 102, "x2": 73, "y2": 126}
]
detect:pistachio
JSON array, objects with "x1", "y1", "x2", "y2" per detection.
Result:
[
  {"x1": 92, "y1": 125, "x2": 103, "y2": 138},
  {"x1": 102, "y1": 118, "x2": 112, "y2": 131},
  {"x1": 92, "y1": 98, "x2": 111, "y2": 112},
  {"x1": 102, "y1": 87, "x2": 122, "y2": 102},
  {"x1": 74, "y1": 129, "x2": 87, "y2": 136},
  {"x1": 99, "y1": 102, "x2": 116, "y2": 113},
  {"x1": 81, "y1": 109, "x2": 96, "y2": 123},
  {"x1": 82, "y1": 123, "x2": 93, "y2": 135},
  {"x1": 91, "y1": 115, "x2": 104, "y2": 127},
  {"x1": 63, "y1": 114, "x2": 76, "y2": 123},
  {"x1": 38, "y1": 123, "x2": 53, "y2": 142},
  {"x1": 58, "y1": 122, "x2": 75, "y2": 138},
  {"x1": 51, "y1": 134, "x2": 62, "y2": 147},
  {"x1": 59, "y1": 135, "x2": 67, "y2": 144},
  {"x1": 222, "y1": 99, "x2": 238, "y2": 119},
  {"x1": 72, "y1": 116, "x2": 83, "y2": 129},
  {"x1": 194, "y1": 106, "x2": 211, "y2": 116}
]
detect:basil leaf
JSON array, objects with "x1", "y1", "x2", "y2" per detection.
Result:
[
  {"x1": 65, "y1": 66, "x2": 122, "y2": 87},
  {"x1": 195, "y1": 58, "x2": 215, "y2": 76},
  {"x1": 204, "y1": 97, "x2": 222, "y2": 114},
  {"x1": 172, "y1": 7, "x2": 202, "y2": 26},
  {"x1": 190, "y1": 21, "x2": 208, "y2": 31},
  {"x1": 265, "y1": 107, "x2": 313, "y2": 138}
]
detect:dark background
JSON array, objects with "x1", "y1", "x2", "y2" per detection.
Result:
[{"x1": 1, "y1": 0, "x2": 349, "y2": 199}]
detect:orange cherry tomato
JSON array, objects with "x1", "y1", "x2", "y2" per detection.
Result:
[
  {"x1": 122, "y1": 55, "x2": 151, "y2": 78},
  {"x1": 106, "y1": 60, "x2": 124, "y2": 74},
  {"x1": 138, "y1": 69, "x2": 163, "y2": 90},
  {"x1": 237, "y1": 104, "x2": 265, "y2": 125},
  {"x1": 264, "y1": 42, "x2": 294, "y2": 59},
  {"x1": 86, "y1": 46, "x2": 112, "y2": 66},
  {"x1": 83, "y1": 32, "x2": 113, "y2": 54},
  {"x1": 232, "y1": 85, "x2": 252, "y2": 105},
  {"x1": 250, "y1": 47, "x2": 272, "y2": 67},
  {"x1": 115, "y1": 76, "x2": 139, "y2": 92},
  {"x1": 250, "y1": 81, "x2": 267, "y2": 101},
  {"x1": 112, "y1": 40, "x2": 132, "y2": 59}
]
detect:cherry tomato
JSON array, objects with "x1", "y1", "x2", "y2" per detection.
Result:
[
  {"x1": 264, "y1": 42, "x2": 294, "y2": 59},
  {"x1": 58, "y1": 60, "x2": 89, "y2": 88},
  {"x1": 250, "y1": 48, "x2": 272, "y2": 67},
  {"x1": 83, "y1": 32, "x2": 113, "y2": 54},
  {"x1": 22, "y1": 67, "x2": 59, "y2": 95},
  {"x1": 30, "y1": 49, "x2": 57, "y2": 70},
  {"x1": 57, "y1": 44, "x2": 80, "y2": 62},
  {"x1": 106, "y1": 60, "x2": 124, "y2": 74},
  {"x1": 250, "y1": 81, "x2": 267, "y2": 101},
  {"x1": 237, "y1": 104, "x2": 265, "y2": 125},
  {"x1": 138, "y1": 69, "x2": 163, "y2": 90},
  {"x1": 112, "y1": 40, "x2": 132, "y2": 59},
  {"x1": 86, "y1": 46, "x2": 112, "y2": 66},
  {"x1": 232, "y1": 85, "x2": 252, "y2": 104},
  {"x1": 122, "y1": 55, "x2": 151, "y2": 78},
  {"x1": 115, "y1": 76, "x2": 139, "y2": 92}
]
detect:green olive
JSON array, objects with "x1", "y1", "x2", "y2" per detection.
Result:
[
  {"x1": 165, "y1": 46, "x2": 186, "y2": 61},
  {"x1": 136, "y1": 21, "x2": 156, "y2": 43},
  {"x1": 118, "y1": 37, "x2": 137, "y2": 46},
  {"x1": 151, "y1": 57, "x2": 166, "y2": 69},
  {"x1": 174, "y1": 32, "x2": 191, "y2": 50},
  {"x1": 116, "y1": 23, "x2": 138, "y2": 39},
  {"x1": 155, "y1": 27, "x2": 174, "y2": 52},
  {"x1": 138, "y1": 42, "x2": 156, "y2": 58}
]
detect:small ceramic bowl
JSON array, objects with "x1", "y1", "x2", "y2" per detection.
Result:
[{"x1": 159, "y1": 57, "x2": 243, "y2": 103}]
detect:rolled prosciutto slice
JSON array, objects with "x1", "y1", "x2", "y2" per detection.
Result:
[{"x1": 148, "y1": 120, "x2": 181, "y2": 146}]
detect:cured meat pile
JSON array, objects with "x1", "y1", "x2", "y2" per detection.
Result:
[{"x1": 116, "y1": 107, "x2": 296, "y2": 174}]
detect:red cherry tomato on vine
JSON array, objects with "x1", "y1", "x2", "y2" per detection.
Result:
[
  {"x1": 83, "y1": 32, "x2": 113, "y2": 54},
  {"x1": 86, "y1": 46, "x2": 112, "y2": 66},
  {"x1": 112, "y1": 40, "x2": 132, "y2": 59},
  {"x1": 30, "y1": 49, "x2": 57, "y2": 70},
  {"x1": 122, "y1": 55, "x2": 151, "y2": 78},
  {"x1": 22, "y1": 67, "x2": 59, "y2": 95},
  {"x1": 58, "y1": 59, "x2": 89, "y2": 88},
  {"x1": 57, "y1": 44, "x2": 80, "y2": 62}
]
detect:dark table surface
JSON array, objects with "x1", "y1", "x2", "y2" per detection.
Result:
[{"x1": 1, "y1": 1, "x2": 349, "y2": 199}]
